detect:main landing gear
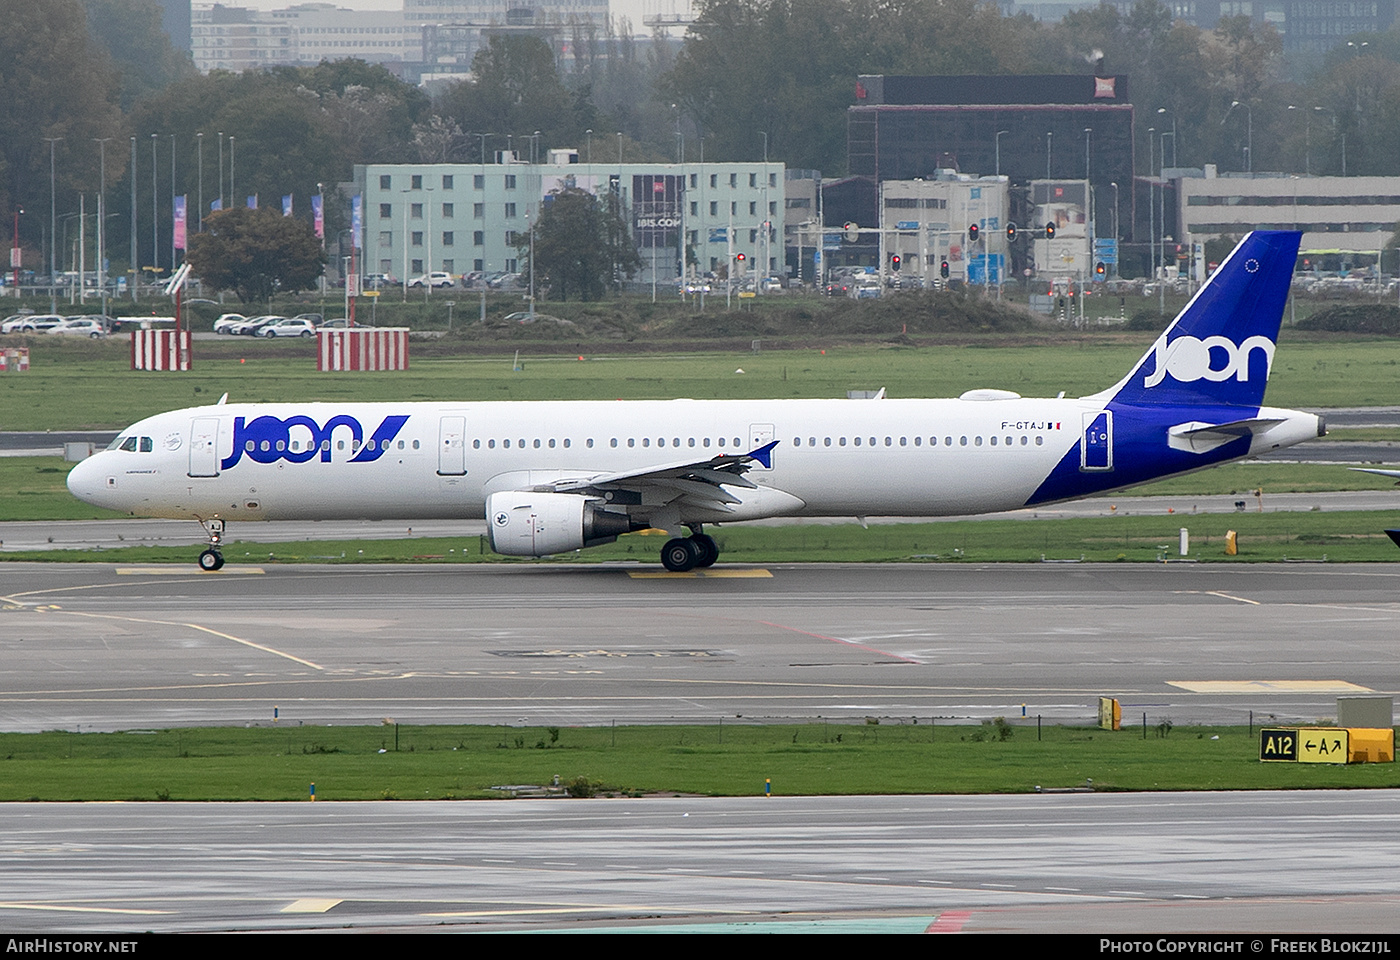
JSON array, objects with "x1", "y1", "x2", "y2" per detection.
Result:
[
  {"x1": 660, "y1": 527, "x2": 719, "y2": 572},
  {"x1": 197, "y1": 517, "x2": 226, "y2": 571}
]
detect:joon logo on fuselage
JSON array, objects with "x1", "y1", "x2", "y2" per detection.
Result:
[{"x1": 220, "y1": 413, "x2": 409, "y2": 469}]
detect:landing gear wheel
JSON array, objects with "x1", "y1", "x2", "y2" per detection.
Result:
[
  {"x1": 198, "y1": 549, "x2": 225, "y2": 571},
  {"x1": 661, "y1": 537, "x2": 701, "y2": 572},
  {"x1": 690, "y1": 533, "x2": 719, "y2": 568}
]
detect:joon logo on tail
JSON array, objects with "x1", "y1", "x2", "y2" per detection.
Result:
[
  {"x1": 1142, "y1": 333, "x2": 1275, "y2": 388},
  {"x1": 221, "y1": 414, "x2": 409, "y2": 469}
]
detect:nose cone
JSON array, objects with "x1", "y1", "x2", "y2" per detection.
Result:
[{"x1": 66, "y1": 454, "x2": 109, "y2": 508}]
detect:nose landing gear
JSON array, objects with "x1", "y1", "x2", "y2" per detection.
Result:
[{"x1": 197, "y1": 517, "x2": 226, "y2": 571}]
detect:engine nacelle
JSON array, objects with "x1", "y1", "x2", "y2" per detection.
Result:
[{"x1": 485, "y1": 490, "x2": 637, "y2": 556}]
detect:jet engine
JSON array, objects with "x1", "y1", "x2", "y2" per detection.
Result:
[{"x1": 485, "y1": 490, "x2": 639, "y2": 556}]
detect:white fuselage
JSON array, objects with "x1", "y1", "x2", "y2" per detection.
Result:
[{"x1": 65, "y1": 396, "x2": 1322, "y2": 526}]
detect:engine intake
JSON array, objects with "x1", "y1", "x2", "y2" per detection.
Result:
[{"x1": 486, "y1": 491, "x2": 638, "y2": 556}]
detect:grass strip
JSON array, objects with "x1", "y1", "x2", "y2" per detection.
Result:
[
  {"x1": 5, "y1": 509, "x2": 1399, "y2": 564},
  {"x1": 0, "y1": 723, "x2": 1394, "y2": 801},
  {"x1": 5, "y1": 339, "x2": 1400, "y2": 431}
]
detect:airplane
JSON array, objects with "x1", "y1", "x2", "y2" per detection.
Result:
[{"x1": 67, "y1": 230, "x2": 1324, "y2": 572}]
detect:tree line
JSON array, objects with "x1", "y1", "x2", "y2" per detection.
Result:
[{"x1": 5, "y1": 0, "x2": 1400, "y2": 291}]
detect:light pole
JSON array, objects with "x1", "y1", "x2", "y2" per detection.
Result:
[
  {"x1": 1148, "y1": 127, "x2": 1156, "y2": 286},
  {"x1": 228, "y1": 135, "x2": 235, "y2": 204},
  {"x1": 1224, "y1": 100, "x2": 1252, "y2": 173},
  {"x1": 170, "y1": 133, "x2": 176, "y2": 269},
  {"x1": 475, "y1": 132, "x2": 493, "y2": 164},
  {"x1": 151, "y1": 134, "x2": 158, "y2": 274},
  {"x1": 1110, "y1": 180, "x2": 1120, "y2": 280},
  {"x1": 218, "y1": 131, "x2": 224, "y2": 209},
  {"x1": 995, "y1": 130, "x2": 1009, "y2": 177},
  {"x1": 11, "y1": 206, "x2": 21, "y2": 289},
  {"x1": 93, "y1": 137, "x2": 112, "y2": 309},
  {"x1": 1288, "y1": 105, "x2": 1310, "y2": 175},
  {"x1": 43, "y1": 136, "x2": 62, "y2": 283},
  {"x1": 1045, "y1": 131, "x2": 1052, "y2": 179},
  {"x1": 1157, "y1": 107, "x2": 1177, "y2": 166},
  {"x1": 401, "y1": 188, "x2": 411, "y2": 300},
  {"x1": 196, "y1": 132, "x2": 203, "y2": 233},
  {"x1": 585, "y1": 129, "x2": 592, "y2": 164},
  {"x1": 424, "y1": 185, "x2": 434, "y2": 295},
  {"x1": 129, "y1": 136, "x2": 137, "y2": 301}
]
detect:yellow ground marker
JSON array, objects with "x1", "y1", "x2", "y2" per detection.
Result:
[{"x1": 281, "y1": 899, "x2": 342, "y2": 913}]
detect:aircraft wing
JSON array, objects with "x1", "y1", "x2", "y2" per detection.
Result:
[
  {"x1": 1351, "y1": 467, "x2": 1400, "y2": 482},
  {"x1": 548, "y1": 441, "x2": 778, "y2": 512}
]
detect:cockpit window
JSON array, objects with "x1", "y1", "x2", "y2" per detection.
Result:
[
  {"x1": 106, "y1": 436, "x2": 127, "y2": 451},
  {"x1": 139, "y1": 436, "x2": 153, "y2": 452},
  {"x1": 117, "y1": 436, "x2": 138, "y2": 452}
]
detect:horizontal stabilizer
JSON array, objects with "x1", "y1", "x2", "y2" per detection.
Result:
[
  {"x1": 1352, "y1": 467, "x2": 1400, "y2": 482},
  {"x1": 1168, "y1": 417, "x2": 1285, "y2": 454}
]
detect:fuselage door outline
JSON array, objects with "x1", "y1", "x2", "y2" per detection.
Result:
[
  {"x1": 188, "y1": 417, "x2": 220, "y2": 478},
  {"x1": 749, "y1": 423, "x2": 775, "y2": 470},
  {"x1": 1081, "y1": 410, "x2": 1113, "y2": 472},
  {"x1": 438, "y1": 415, "x2": 467, "y2": 476}
]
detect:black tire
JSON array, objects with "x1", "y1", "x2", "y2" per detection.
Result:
[
  {"x1": 300, "y1": 330, "x2": 313, "y2": 338},
  {"x1": 661, "y1": 537, "x2": 700, "y2": 572},
  {"x1": 690, "y1": 533, "x2": 719, "y2": 568},
  {"x1": 198, "y1": 549, "x2": 223, "y2": 571}
]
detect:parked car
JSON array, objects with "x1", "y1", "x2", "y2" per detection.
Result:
[
  {"x1": 408, "y1": 271, "x2": 456, "y2": 288},
  {"x1": 11, "y1": 314, "x2": 65, "y2": 333},
  {"x1": 2, "y1": 313, "x2": 37, "y2": 333},
  {"x1": 228, "y1": 315, "x2": 281, "y2": 336},
  {"x1": 213, "y1": 313, "x2": 249, "y2": 335},
  {"x1": 257, "y1": 317, "x2": 318, "y2": 338},
  {"x1": 46, "y1": 318, "x2": 107, "y2": 338},
  {"x1": 363, "y1": 273, "x2": 398, "y2": 290},
  {"x1": 317, "y1": 318, "x2": 349, "y2": 330}
]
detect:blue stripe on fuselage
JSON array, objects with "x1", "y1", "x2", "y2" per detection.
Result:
[{"x1": 1024, "y1": 401, "x2": 1254, "y2": 506}]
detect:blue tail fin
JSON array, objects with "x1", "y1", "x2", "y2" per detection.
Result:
[{"x1": 1098, "y1": 231, "x2": 1301, "y2": 409}]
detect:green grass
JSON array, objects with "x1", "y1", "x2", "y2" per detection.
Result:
[
  {"x1": 0, "y1": 722, "x2": 1393, "y2": 801},
  {"x1": 6, "y1": 508, "x2": 1397, "y2": 564},
  {"x1": 4, "y1": 336, "x2": 1400, "y2": 432},
  {"x1": 0, "y1": 457, "x2": 131, "y2": 520}
]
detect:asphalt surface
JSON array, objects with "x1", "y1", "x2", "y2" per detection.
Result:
[
  {"x1": 4, "y1": 791, "x2": 1400, "y2": 933},
  {"x1": 3, "y1": 562, "x2": 1397, "y2": 731},
  {"x1": 4, "y1": 561, "x2": 1400, "y2": 933}
]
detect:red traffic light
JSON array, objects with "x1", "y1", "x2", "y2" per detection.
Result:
[
  {"x1": 1095, "y1": 261, "x2": 1106, "y2": 277},
  {"x1": 939, "y1": 260, "x2": 950, "y2": 279},
  {"x1": 1006, "y1": 222, "x2": 1018, "y2": 242},
  {"x1": 890, "y1": 254, "x2": 901, "y2": 271},
  {"x1": 735, "y1": 252, "x2": 746, "y2": 261},
  {"x1": 968, "y1": 223, "x2": 979, "y2": 242},
  {"x1": 1045, "y1": 221, "x2": 1056, "y2": 239}
]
